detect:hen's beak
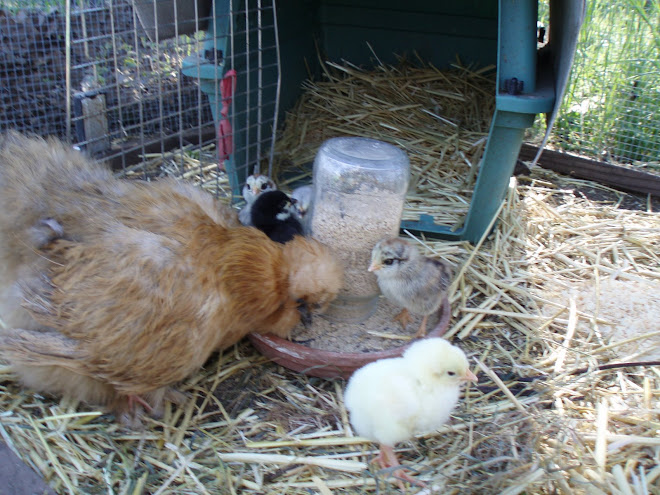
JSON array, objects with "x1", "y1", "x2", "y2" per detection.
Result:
[
  {"x1": 463, "y1": 369, "x2": 478, "y2": 383},
  {"x1": 297, "y1": 299, "x2": 312, "y2": 327},
  {"x1": 367, "y1": 261, "x2": 381, "y2": 272}
]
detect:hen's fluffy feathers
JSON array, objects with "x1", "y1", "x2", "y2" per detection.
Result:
[
  {"x1": 283, "y1": 235, "x2": 343, "y2": 311},
  {"x1": 0, "y1": 132, "x2": 342, "y2": 422}
]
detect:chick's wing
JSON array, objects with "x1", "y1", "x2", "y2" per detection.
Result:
[{"x1": 345, "y1": 358, "x2": 422, "y2": 445}]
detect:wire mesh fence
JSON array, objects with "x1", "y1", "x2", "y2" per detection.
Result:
[
  {"x1": 0, "y1": 0, "x2": 280, "y2": 199},
  {"x1": 1, "y1": 0, "x2": 657, "y2": 194},
  {"x1": 540, "y1": 0, "x2": 660, "y2": 170}
]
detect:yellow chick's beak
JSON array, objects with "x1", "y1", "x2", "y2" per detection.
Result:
[
  {"x1": 463, "y1": 369, "x2": 478, "y2": 383},
  {"x1": 367, "y1": 261, "x2": 381, "y2": 272},
  {"x1": 463, "y1": 370, "x2": 479, "y2": 383}
]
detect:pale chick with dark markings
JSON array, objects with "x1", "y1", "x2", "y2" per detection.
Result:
[
  {"x1": 369, "y1": 237, "x2": 453, "y2": 338},
  {"x1": 238, "y1": 173, "x2": 277, "y2": 226},
  {"x1": 0, "y1": 131, "x2": 343, "y2": 427},
  {"x1": 344, "y1": 338, "x2": 477, "y2": 490}
]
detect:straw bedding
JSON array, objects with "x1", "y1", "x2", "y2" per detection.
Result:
[{"x1": 0, "y1": 59, "x2": 658, "y2": 494}]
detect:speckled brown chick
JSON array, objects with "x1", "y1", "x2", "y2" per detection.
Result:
[{"x1": 368, "y1": 237, "x2": 452, "y2": 339}]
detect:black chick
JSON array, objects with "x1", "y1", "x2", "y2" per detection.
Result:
[{"x1": 251, "y1": 190, "x2": 304, "y2": 244}]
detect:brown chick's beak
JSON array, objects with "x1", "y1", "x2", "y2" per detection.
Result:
[
  {"x1": 367, "y1": 262, "x2": 381, "y2": 272},
  {"x1": 297, "y1": 299, "x2": 312, "y2": 327},
  {"x1": 463, "y1": 369, "x2": 478, "y2": 383}
]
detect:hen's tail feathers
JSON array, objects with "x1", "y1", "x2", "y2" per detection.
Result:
[{"x1": 0, "y1": 328, "x2": 84, "y2": 371}]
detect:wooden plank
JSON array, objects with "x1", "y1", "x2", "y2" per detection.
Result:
[
  {"x1": 519, "y1": 143, "x2": 660, "y2": 196},
  {"x1": 80, "y1": 94, "x2": 110, "y2": 155},
  {"x1": 103, "y1": 126, "x2": 216, "y2": 171}
]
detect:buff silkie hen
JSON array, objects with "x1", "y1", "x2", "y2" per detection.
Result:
[
  {"x1": 0, "y1": 131, "x2": 343, "y2": 426},
  {"x1": 344, "y1": 338, "x2": 477, "y2": 490},
  {"x1": 369, "y1": 237, "x2": 453, "y2": 338}
]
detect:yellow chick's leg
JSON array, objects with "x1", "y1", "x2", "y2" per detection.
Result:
[
  {"x1": 413, "y1": 315, "x2": 429, "y2": 339},
  {"x1": 392, "y1": 308, "x2": 413, "y2": 329},
  {"x1": 376, "y1": 444, "x2": 428, "y2": 491}
]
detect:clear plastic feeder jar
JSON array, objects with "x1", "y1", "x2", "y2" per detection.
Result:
[{"x1": 309, "y1": 137, "x2": 410, "y2": 323}]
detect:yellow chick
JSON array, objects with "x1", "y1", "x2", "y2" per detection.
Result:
[
  {"x1": 344, "y1": 338, "x2": 477, "y2": 489},
  {"x1": 368, "y1": 237, "x2": 452, "y2": 338}
]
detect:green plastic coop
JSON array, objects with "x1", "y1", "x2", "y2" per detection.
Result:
[{"x1": 178, "y1": 0, "x2": 585, "y2": 243}]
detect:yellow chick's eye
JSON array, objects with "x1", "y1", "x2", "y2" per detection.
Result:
[{"x1": 447, "y1": 371, "x2": 456, "y2": 377}]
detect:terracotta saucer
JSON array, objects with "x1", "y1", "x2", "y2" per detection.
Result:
[{"x1": 248, "y1": 297, "x2": 451, "y2": 380}]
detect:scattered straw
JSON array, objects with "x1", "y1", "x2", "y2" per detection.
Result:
[
  {"x1": 118, "y1": 143, "x2": 233, "y2": 199},
  {"x1": 217, "y1": 453, "x2": 367, "y2": 473}
]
